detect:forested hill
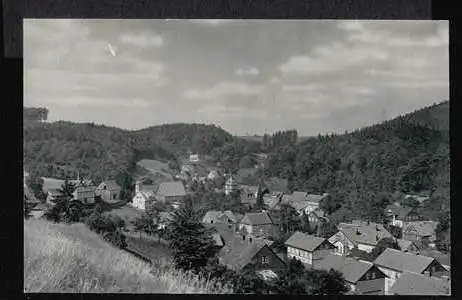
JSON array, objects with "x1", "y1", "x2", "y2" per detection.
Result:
[
  {"x1": 23, "y1": 111, "x2": 233, "y2": 182},
  {"x1": 265, "y1": 100, "x2": 449, "y2": 224}
]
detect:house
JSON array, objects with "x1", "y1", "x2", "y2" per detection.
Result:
[
  {"x1": 307, "y1": 209, "x2": 329, "y2": 227},
  {"x1": 95, "y1": 180, "x2": 121, "y2": 202},
  {"x1": 404, "y1": 194, "x2": 430, "y2": 207},
  {"x1": 416, "y1": 249, "x2": 451, "y2": 271},
  {"x1": 374, "y1": 248, "x2": 449, "y2": 294},
  {"x1": 389, "y1": 272, "x2": 450, "y2": 295},
  {"x1": 238, "y1": 211, "x2": 279, "y2": 239},
  {"x1": 202, "y1": 210, "x2": 239, "y2": 225},
  {"x1": 29, "y1": 202, "x2": 52, "y2": 219},
  {"x1": 189, "y1": 154, "x2": 200, "y2": 162},
  {"x1": 239, "y1": 185, "x2": 260, "y2": 206},
  {"x1": 385, "y1": 203, "x2": 422, "y2": 228},
  {"x1": 224, "y1": 175, "x2": 239, "y2": 196},
  {"x1": 263, "y1": 192, "x2": 284, "y2": 211},
  {"x1": 328, "y1": 221, "x2": 392, "y2": 255},
  {"x1": 204, "y1": 222, "x2": 236, "y2": 247},
  {"x1": 316, "y1": 254, "x2": 388, "y2": 295},
  {"x1": 46, "y1": 189, "x2": 61, "y2": 204},
  {"x1": 72, "y1": 185, "x2": 96, "y2": 204},
  {"x1": 402, "y1": 221, "x2": 439, "y2": 249},
  {"x1": 218, "y1": 235, "x2": 286, "y2": 274},
  {"x1": 397, "y1": 239, "x2": 420, "y2": 253},
  {"x1": 289, "y1": 192, "x2": 329, "y2": 214},
  {"x1": 131, "y1": 181, "x2": 157, "y2": 210},
  {"x1": 156, "y1": 181, "x2": 187, "y2": 204},
  {"x1": 284, "y1": 231, "x2": 336, "y2": 266}
]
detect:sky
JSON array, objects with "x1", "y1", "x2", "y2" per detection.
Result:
[{"x1": 24, "y1": 19, "x2": 449, "y2": 136}]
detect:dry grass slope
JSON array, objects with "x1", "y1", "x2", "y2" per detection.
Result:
[{"x1": 24, "y1": 219, "x2": 231, "y2": 293}]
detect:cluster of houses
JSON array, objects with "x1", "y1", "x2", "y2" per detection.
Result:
[{"x1": 195, "y1": 174, "x2": 450, "y2": 295}]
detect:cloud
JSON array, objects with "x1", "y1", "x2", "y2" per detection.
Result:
[
  {"x1": 183, "y1": 82, "x2": 263, "y2": 100},
  {"x1": 119, "y1": 33, "x2": 164, "y2": 47},
  {"x1": 189, "y1": 19, "x2": 234, "y2": 26},
  {"x1": 235, "y1": 66, "x2": 260, "y2": 76},
  {"x1": 35, "y1": 96, "x2": 156, "y2": 108},
  {"x1": 278, "y1": 42, "x2": 388, "y2": 75},
  {"x1": 282, "y1": 84, "x2": 324, "y2": 92}
]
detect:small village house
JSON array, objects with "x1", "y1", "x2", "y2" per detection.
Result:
[
  {"x1": 218, "y1": 235, "x2": 286, "y2": 276},
  {"x1": 287, "y1": 192, "x2": 329, "y2": 215},
  {"x1": 240, "y1": 185, "x2": 266, "y2": 206},
  {"x1": 385, "y1": 202, "x2": 422, "y2": 228},
  {"x1": 155, "y1": 181, "x2": 186, "y2": 204},
  {"x1": 402, "y1": 221, "x2": 439, "y2": 249},
  {"x1": 285, "y1": 231, "x2": 336, "y2": 266},
  {"x1": 389, "y1": 272, "x2": 450, "y2": 295},
  {"x1": 238, "y1": 211, "x2": 279, "y2": 239},
  {"x1": 95, "y1": 180, "x2": 122, "y2": 202},
  {"x1": 416, "y1": 249, "x2": 451, "y2": 272},
  {"x1": 374, "y1": 248, "x2": 449, "y2": 294},
  {"x1": 131, "y1": 181, "x2": 157, "y2": 210},
  {"x1": 307, "y1": 209, "x2": 329, "y2": 227},
  {"x1": 204, "y1": 222, "x2": 236, "y2": 248},
  {"x1": 189, "y1": 153, "x2": 200, "y2": 162},
  {"x1": 404, "y1": 193, "x2": 430, "y2": 207},
  {"x1": 328, "y1": 221, "x2": 393, "y2": 255},
  {"x1": 316, "y1": 254, "x2": 388, "y2": 295},
  {"x1": 72, "y1": 185, "x2": 96, "y2": 204}
]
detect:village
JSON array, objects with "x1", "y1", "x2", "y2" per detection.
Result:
[{"x1": 24, "y1": 152, "x2": 451, "y2": 296}]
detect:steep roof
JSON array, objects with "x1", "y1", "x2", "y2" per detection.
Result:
[
  {"x1": 337, "y1": 221, "x2": 392, "y2": 246},
  {"x1": 389, "y1": 272, "x2": 450, "y2": 295},
  {"x1": 403, "y1": 221, "x2": 438, "y2": 238},
  {"x1": 218, "y1": 235, "x2": 275, "y2": 271},
  {"x1": 397, "y1": 239, "x2": 418, "y2": 251},
  {"x1": 291, "y1": 191, "x2": 308, "y2": 203},
  {"x1": 240, "y1": 212, "x2": 273, "y2": 225},
  {"x1": 418, "y1": 250, "x2": 450, "y2": 267},
  {"x1": 139, "y1": 184, "x2": 157, "y2": 193},
  {"x1": 306, "y1": 193, "x2": 329, "y2": 203},
  {"x1": 316, "y1": 254, "x2": 377, "y2": 284},
  {"x1": 374, "y1": 248, "x2": 435, "y2": 273},
  {"x1": 202, "y1": 210, "x2": 238, "y2": 224},
  {"x1": 98, "y1": 180, "x2": 121, "y2": 190},
  {"x1": 385, "y1": 204, "x2": 414, "y2": 220},
  {"x1": 205, "y1": 223, "x2": 236, "y2": 244},
  {"x1": 157, "y1": 181, "x2": 186, "y2": 197},
  {"x1": 284, "y1": 231, "x2": 330, "y2": 252}
]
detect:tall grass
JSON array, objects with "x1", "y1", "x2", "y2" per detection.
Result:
[{"x1": 24, "y1": 219, "x2": 231, "y2": 293}]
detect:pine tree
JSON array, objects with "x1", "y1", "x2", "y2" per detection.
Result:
[{"x1": 166, "y1": 196, "x2": 216, "y2": 273}]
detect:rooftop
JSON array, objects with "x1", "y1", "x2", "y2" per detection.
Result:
[
  {"x1": 335, "y1": 221, "x2": 392, "y2": 246},
  {"x1": 374, "y1": 248, "x2": 435, "y2": 273},
  {"x1": 403, "y1": 221, "x2": 439, "y2": 238},
  {"x1": 157, "y1": 181, "x2": 186, "y2": 197},
  {"x1": 385, "y1": 203, "x2": 414, "y2": 220},
  {"x1": 284, "y1": 231, "x2": 330, "y2": 252},
  {"x1": 218, "y1": 235, "x2": 274, "y2": 271},
  {"x1": 240, "y1": 212, "x2": 273, "y2": 225},
  {"x1": 389, "y1": 272, "x2": 450, "y2": 295},
  {"x1": 316, "y1": 254, "x2": 377, "y2": 284}
]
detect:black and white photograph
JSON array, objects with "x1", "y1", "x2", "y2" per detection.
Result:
[{"x1": 23, "y1": 19, "x2": 450, "y2": 295}]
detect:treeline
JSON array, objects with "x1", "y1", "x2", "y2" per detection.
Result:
[{"x1": 262, "y1": 129, "x2": 298, "y2": 149}]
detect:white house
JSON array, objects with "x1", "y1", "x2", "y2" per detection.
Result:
[
  {"x1": 289, "y1": 192, "x2": 329, "y2": 215},
  {"x1": 328, "y1": 221, "x2": 393, "y2": 255},
  {"x1": 285, "y1": 231, "x2": 336, "y2": 266},
  {"x1": 131, "y1": 181, "x2": 157, "y2": 210},
  {"x1": 225, "y1": 175, "x2": 239, "y2": 196},
  {"x1": 189, "y1": 154, "x2": 200, "y2": 162}
]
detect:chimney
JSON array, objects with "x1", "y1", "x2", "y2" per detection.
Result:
[
  {"x1": 249, "y1": 237, "x2": 253, "y2": 243},
  {"x1": 356, "y1": 228, "x2": 361, "y2": 235}
]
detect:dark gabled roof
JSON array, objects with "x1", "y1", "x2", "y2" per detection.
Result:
[
  {"x1": 240, "y1": 212, "x2": 273, "y2": 225},
  {"x1": 316, "y1": 254, "x2": 376, "y2": 284},
  {"x1": 202, "y1": 210, "x2": 238, "y2": 224},
  {"x1": 374, "y1": 248, "x2": 436, "y2": 273},
  {"x1": 389, "y1": 272, "x2": 450, "y2": 295},
  {"x1": 157, "y1": 181, "x2": 186, "y2": 197},
  {"x1": 98, "y1": 180, "x2": 121, "y2": 190},
  {"x1": 337, "y1": 221, "x2": 392, "y2": 246},
  {"x1": 418, "y1": 250, "x2": 450, "y2": 267},
  {"x1": 218, "y1": 235, "x2": 275, "y2": 271},
  {"x1": 284, "y1": 231, "x2": 330, "y2": 252},
  {"x1": 385, "y1": 203, "x2": 414, "y2": 220},
  {"x1": 205, "y1": 223, "x2": 236, "y2": 244}
]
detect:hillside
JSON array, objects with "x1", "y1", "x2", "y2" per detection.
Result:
[
  {"x1": 23, "y1": 112, "x2": 233, "y2": 182},
  {"x1": 265, "y1": 100, "x2": 449, "y2": 224},
  {"x1": 24, "y1": 219, "x2": 230, "y2": 293}
]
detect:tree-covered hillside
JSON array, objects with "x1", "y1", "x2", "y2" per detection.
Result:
[
  {"x1": 265, "y1": 101, "x2": 449, "y2": 225},
  {"x1": 23, "y1": 111, "x2": 234, "y2": 182}
]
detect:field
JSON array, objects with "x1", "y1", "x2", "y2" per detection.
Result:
[
  {"x1": 104, "y1": 204, "x2": 144, "y2": 230},
  {"x1": 136, "y1": 159, "x2": 174, "y2": 180},
  {"x1": 24, "y1": 219, "x2": 230, "y2": 293}
]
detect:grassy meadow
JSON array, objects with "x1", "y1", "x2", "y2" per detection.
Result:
[{"x1": 24, "y1": 219, "x2": 231, "y2": 293}]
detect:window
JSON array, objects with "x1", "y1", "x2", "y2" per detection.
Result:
[
  {"x1": 262, "y1": 256, "x2": 268, "y2": 264},
  {"x1": 371, "y1": 272, "x2": 376, "y2": 279}
]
